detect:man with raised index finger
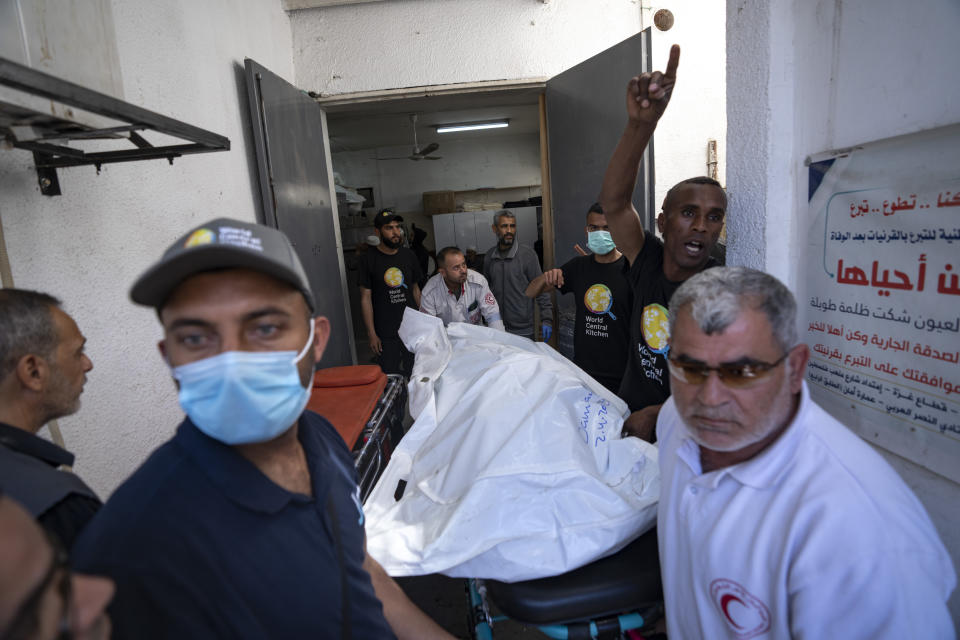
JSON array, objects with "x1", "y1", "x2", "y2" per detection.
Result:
[{"x1": 599, "y1": 45, "x2": 728, "y2": 440}]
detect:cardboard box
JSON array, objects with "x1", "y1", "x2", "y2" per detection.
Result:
[{"x1": 423, "y1": 191, "x2": 456, "y2": 215}]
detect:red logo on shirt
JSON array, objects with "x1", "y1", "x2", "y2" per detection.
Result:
[
  {"x1": 485, "y1": 292, "x2": 495, "y2": 305},
  {"x1": 709, "y1": 579, "x2": 771, "y2": 639}
]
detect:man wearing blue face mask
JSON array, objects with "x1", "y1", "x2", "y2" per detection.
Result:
[
  {"x1": 525, "y1": 203, "x2": 632, "y2": 393},
  {"x1": 72, "y1": 218, "x2": 453, "y2": 640}
]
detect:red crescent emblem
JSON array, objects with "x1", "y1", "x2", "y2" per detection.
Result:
[
  {"x1": 710, "y1": 579, "x2": 771, "y2": 639},
  {"x1": 720, "y1": 594, "x2": 746, "y2": 629}
]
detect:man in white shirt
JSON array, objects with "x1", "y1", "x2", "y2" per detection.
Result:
[
  {"x1": 420, "y1": 247, "x2": 505, "y2": 331},
  {"x1": 656, "y1": 265, "x2": 956, "y2": 639}
]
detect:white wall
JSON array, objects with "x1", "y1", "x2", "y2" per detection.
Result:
[
  {"x1": 291, "y1": 0, "x2": 726, "y2": 225},
  {"x1": 727, "y1": 0, "x2": 960, "y2": 620},
  {"x1": 641, "y1": 2, "x2": 727, "y2": 215},
  {"x1": 333, "y1": 133, "x2": 542, "y2": 213},
  {"x1": 0, "y1": 0, "x2": 295, "y2": 497}
]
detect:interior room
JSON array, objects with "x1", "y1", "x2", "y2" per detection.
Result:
[
  {"x1": 324, "y1": 89, "x2": 545, "y2": 356},
  {"x1": 0, "y1": 0, "x2": 957, "y2": 634}
]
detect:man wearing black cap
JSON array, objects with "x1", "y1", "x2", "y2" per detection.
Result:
[
  {"x1": 359, "y1": 209, "x2": 423, "y2": 377},
  {"x1": 72, "y1": 218, "x2": 452, "y2": 639}
]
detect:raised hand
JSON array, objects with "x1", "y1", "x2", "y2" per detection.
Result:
[
  {"x1": 626, "y1": 44, "x2": 680, "y2": 125},
  {"x1": 543, "y1": 268, "x2": 565, "y2": 289}
]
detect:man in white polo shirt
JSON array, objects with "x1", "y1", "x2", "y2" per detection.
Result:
[
  {"x1": 420, "y1": 246, "x2": 505, "y2": 331},
  {"x1": 656, "y1": 266, "x2": 955, "y2": 639}
]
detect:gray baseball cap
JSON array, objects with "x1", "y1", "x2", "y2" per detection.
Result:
[{"x1": 130, "y1": 218, "x2": 315, "y2": 311}]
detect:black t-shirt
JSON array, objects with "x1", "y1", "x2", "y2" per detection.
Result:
[
  {"x1": 618, "y1": 237, "x2": 716, "y2": 412},
  {"x1": 358, "y1": 247, "x2": 423, "y2": 339},
  {"x1": 559, "y1": 254, "x2": 632, "y2": 387}
]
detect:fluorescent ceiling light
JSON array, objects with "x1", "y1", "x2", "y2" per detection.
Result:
[{"x1": 435, "y1": 121, "x2": 509, "y2": 134}]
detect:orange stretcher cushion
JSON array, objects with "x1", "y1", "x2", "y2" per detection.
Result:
[{"x1": 307, "y1": 365, "x2": 387, "y2": 449}]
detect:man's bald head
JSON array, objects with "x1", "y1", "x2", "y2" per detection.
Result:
[
  {"x1": 0, "y1": 493, "x2": 53, "y2": 631},
  {"x1": 0, "y1": 494, "x2": 114, "y2": 639}
]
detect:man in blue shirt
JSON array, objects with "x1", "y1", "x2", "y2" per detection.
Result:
[{"x1": 73, "y1": 218, "x2": 452, "y2": 639}]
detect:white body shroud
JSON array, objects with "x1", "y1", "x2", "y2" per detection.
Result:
[{"x1": 364, "y1": 310, "x2": 659, "y2": 582}]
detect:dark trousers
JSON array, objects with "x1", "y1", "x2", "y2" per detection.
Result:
[{"x1": 377, "y1": 337, "x2": 414, "y2": 378}]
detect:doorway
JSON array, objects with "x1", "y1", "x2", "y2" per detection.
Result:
[
  {"x1": 246, "y1": 29, "x2": 654, "y2": 369},
  {"x1": 322, "y1": 86, "x2": 546, "y2": 361},
  {"x1": 320, "y1": 29, "x2": 653, "y2": 363}
]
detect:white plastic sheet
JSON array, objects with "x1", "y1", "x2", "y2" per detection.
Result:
[{"x1": 364, "y1": 309, "x2": 659, "y2": 582}]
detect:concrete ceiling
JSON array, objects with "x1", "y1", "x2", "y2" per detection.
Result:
[{"x1": 324, "y1": 88, "x2": 542, "y2": 153}]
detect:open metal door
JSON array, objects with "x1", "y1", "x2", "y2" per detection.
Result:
[
  {"x1": 545, "y1": 30, "x2": 654, "y2": 273},
  {"x1": 244, "y1": 59, "x2": 355, "y2": 367}
]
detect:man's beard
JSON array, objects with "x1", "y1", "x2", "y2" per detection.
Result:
[
  {"x1": 40, "y1": 366, "x2": 82, "y2": 423},
  {"x1": 681, "y1": 373, "x2": 793, "y2": 453},
  {"x1": 381, "y1": 236, "x2": 402, "y2": 249}
]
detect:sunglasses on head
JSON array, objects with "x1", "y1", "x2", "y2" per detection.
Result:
[{"x1": 667, "y1": 352, "x2": 789, "y2": 389}]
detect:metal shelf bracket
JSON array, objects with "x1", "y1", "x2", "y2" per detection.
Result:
[{"x1": 0, "y1": 57, "x2": 231, "y2": 196}]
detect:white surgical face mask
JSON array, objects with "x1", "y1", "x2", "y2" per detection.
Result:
[{"x1": 172, "y1": 320, "x2": 316, "y2": 445}]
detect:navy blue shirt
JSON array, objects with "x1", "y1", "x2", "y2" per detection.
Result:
[{"x1": 73, "y1": 412, "x2": 394, "y2": 639}]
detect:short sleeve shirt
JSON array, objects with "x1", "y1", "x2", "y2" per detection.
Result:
[
  {"x1": 558, "y1": 255, "x2": 632, "y2": 383},
  {"x1": 618, "y1": 237, "x2": 716, "y2": 412},
  {"x1": 359, "y1": 247, "x2": 423, "y2": 339},
  {"x1": 73, "y1": 412, "x2": 394, "y2": 639},
  {"x1": 420, "y1": 270, "x2": 504, "y2": 329},
  {"x1": 655, "y1": 387, "x2": 956, "y2": 638}
]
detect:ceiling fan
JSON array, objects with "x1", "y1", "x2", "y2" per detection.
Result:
[{"x1": 380, "y1": 114, "x2": 442, "y2": 161}]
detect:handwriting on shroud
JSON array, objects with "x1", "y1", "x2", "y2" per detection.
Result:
[
  {"x1": 848, "y1": 190, "x2": 960, "y2": 218},
  {"x1": 835, "y1": 255, "x2": 959, "y2": 296},
  {"x1": 807, "y1": 360, "x2": 960, "y2": 436}
]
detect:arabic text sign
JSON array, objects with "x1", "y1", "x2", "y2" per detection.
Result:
[{"x1": 803, "y1": 126, "x2": 960, "y2": 483}]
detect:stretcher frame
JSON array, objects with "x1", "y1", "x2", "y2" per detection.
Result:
[
  {"x1": 464, "y1": 528, "x2": 663, "y2": 640},
  {"x1": 354, "y1": 373, "x2": 406, "y2": 502}
]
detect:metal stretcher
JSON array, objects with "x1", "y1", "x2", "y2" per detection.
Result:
[
  {"x1": 466, "y1": 528, "x2": 663, "y2": 640},
  {"x1": 309, "y1": 365, "x2": 663, "y2": 639},
  {"x1": 307, "y1": 365, "x2": 406, "y2": 501}
]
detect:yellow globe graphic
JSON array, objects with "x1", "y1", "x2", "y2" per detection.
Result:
[
  {"x1": 184, "y1": 228, "x2": 215, "y2": 248},
  {"x1": 641, "y1": 303, "x2": 670, "y2": 353},
  {"x1": 383, "y1": 267, "x2": 404, "y2": 288},
  {"x1": 584, "y1": 284, "x2": 612, "y2": 314}
]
